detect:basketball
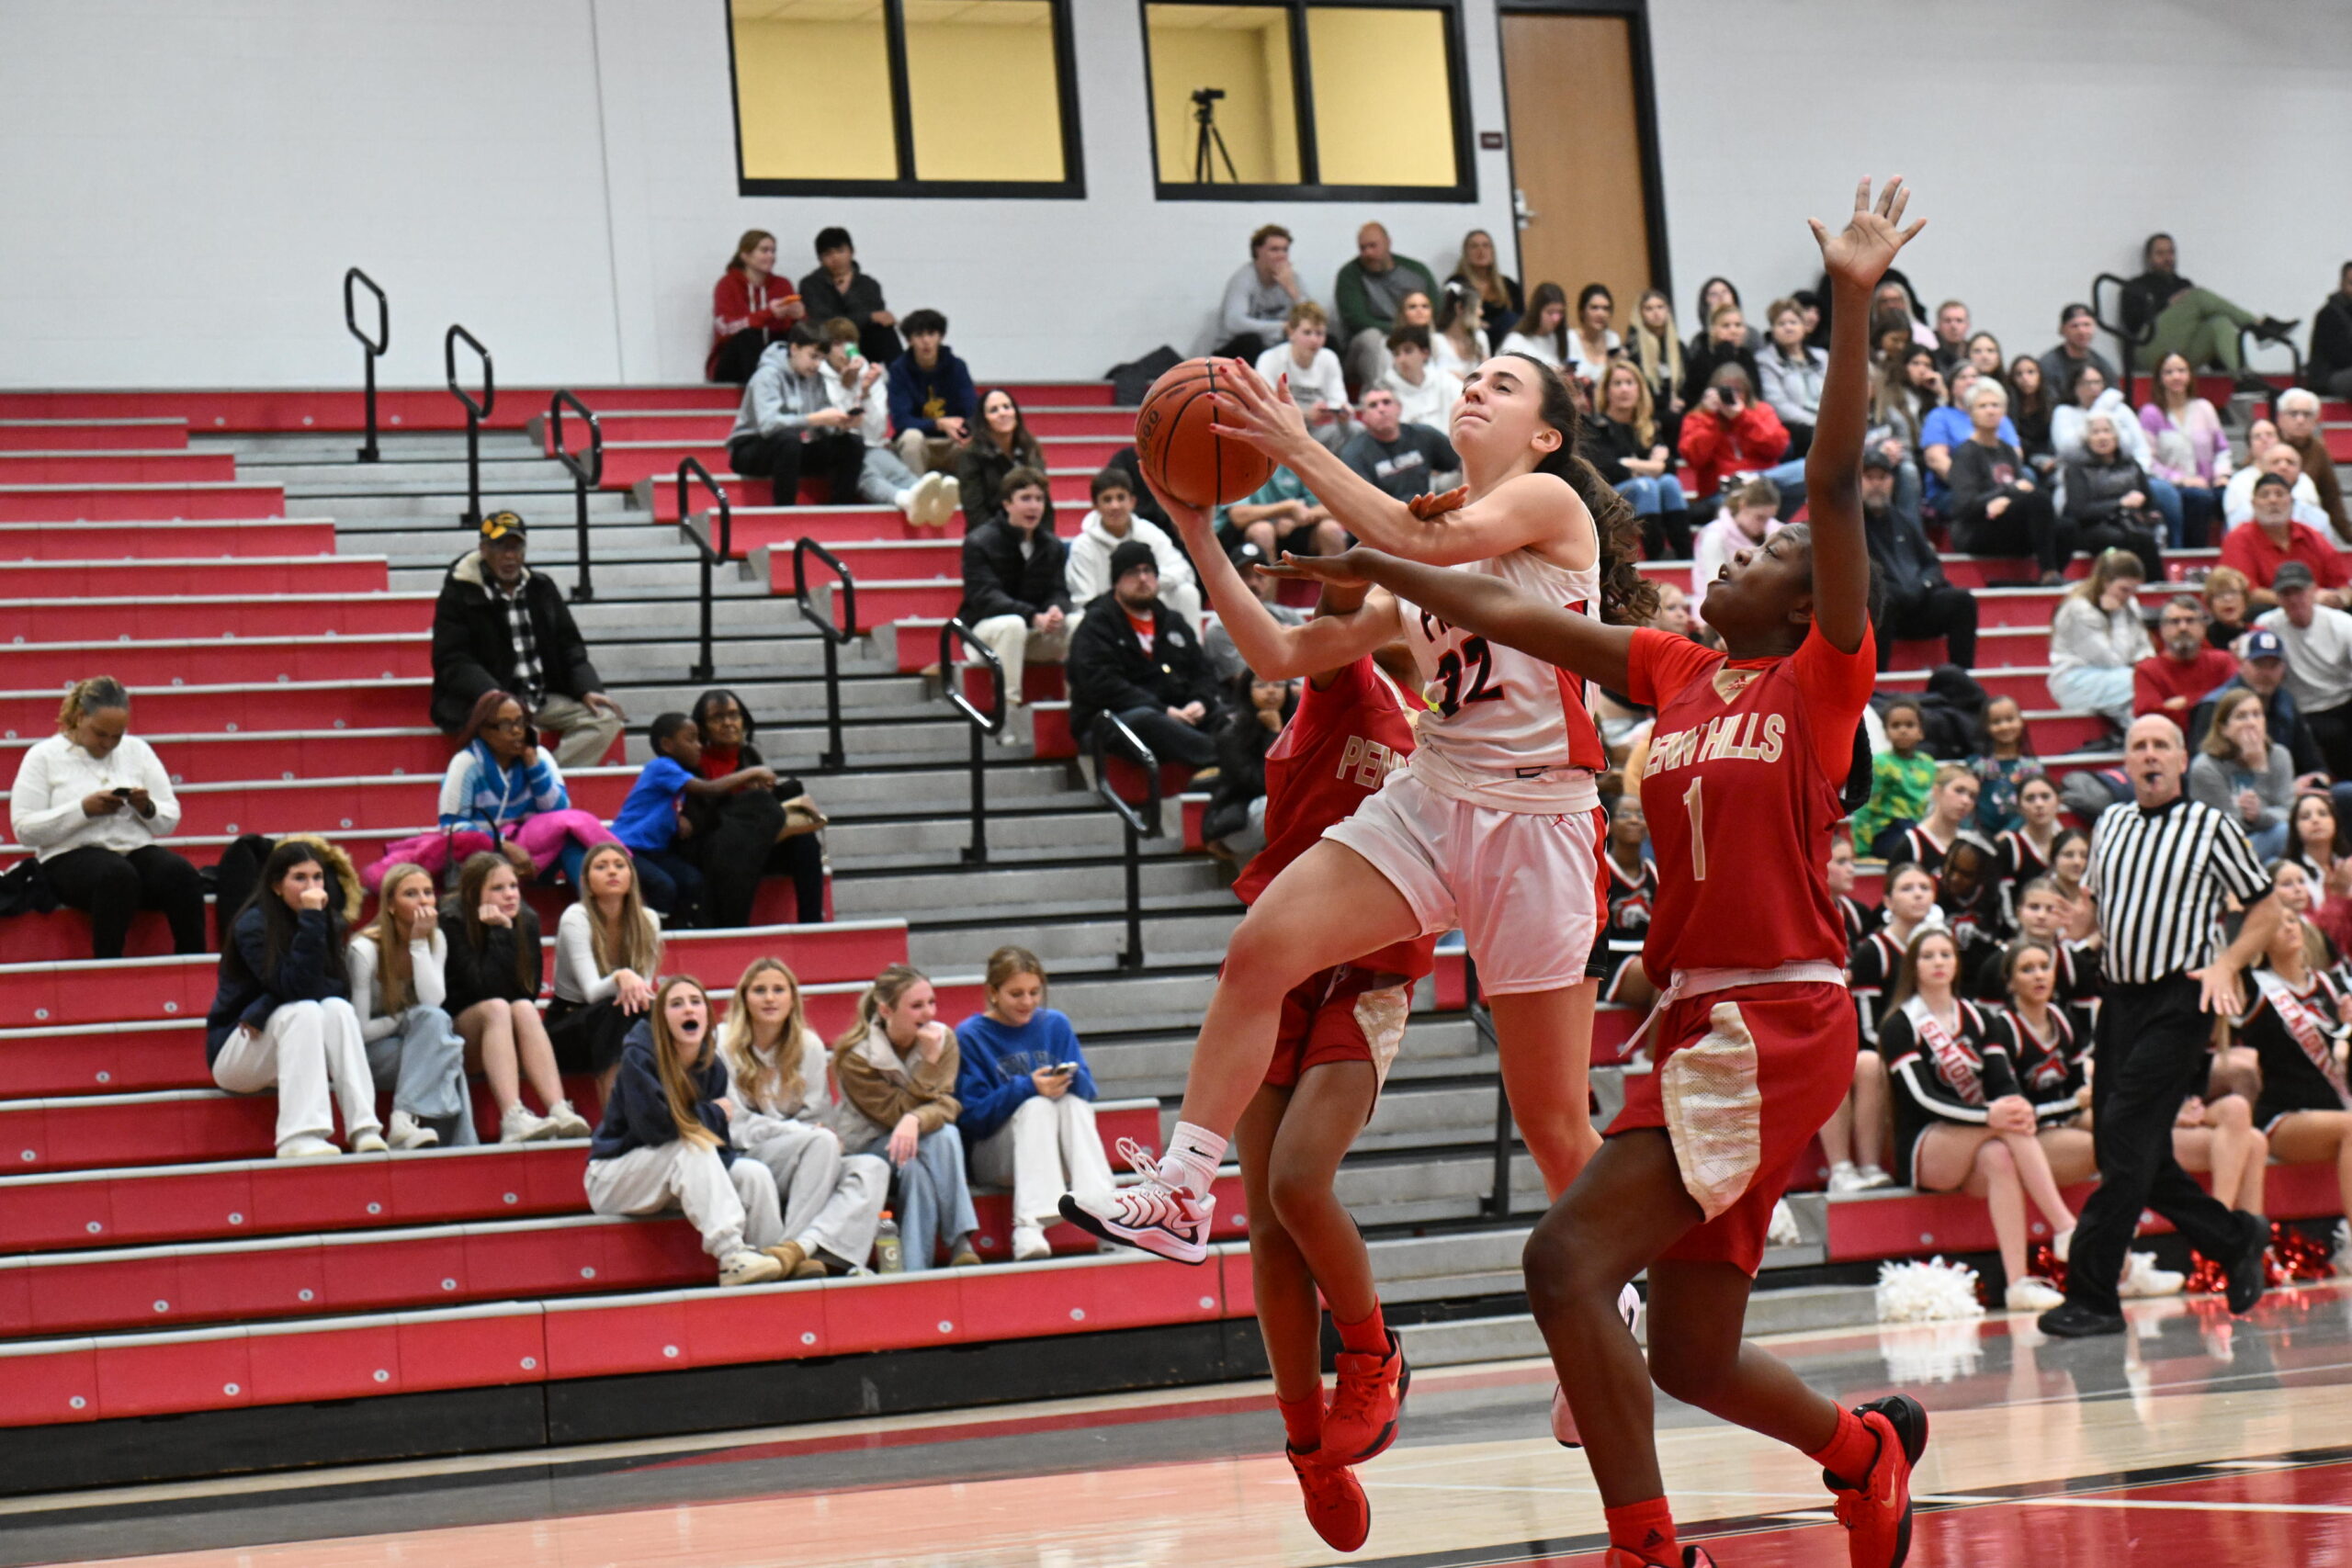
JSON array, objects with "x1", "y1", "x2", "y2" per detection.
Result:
[{"x1": 1132, "y1": 356, "x2": 1274, "y2": 509}]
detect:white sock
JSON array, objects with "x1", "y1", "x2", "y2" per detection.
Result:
[
  {"x1": 1158, "y1": 1122, "x2": 1227, "y2": 1196},
  {"x1": 894, "y1": 488, "x2": 915, "y2": 512}
]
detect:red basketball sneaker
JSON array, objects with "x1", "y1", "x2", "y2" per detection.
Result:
[
  {"x1": 1321, "y1": 1329, "x2": 1409, "y2": 1464},
  {"x1": 1825, "y1": 1394, "x2": 1929, "y2": 1567},
  {"x1": 1287, "y1": 1443, "x2": 1370, "y2": 1551},
  {"x1": 1605, "y1": 1548, "x2": 1718, "y2": 1567}
]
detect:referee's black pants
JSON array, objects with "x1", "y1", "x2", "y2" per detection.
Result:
[{"x1": 2065, "y1": 976, "x2": 2247, "y2": 1316}]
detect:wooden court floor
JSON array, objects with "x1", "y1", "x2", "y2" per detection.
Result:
[{"x1": 8, "y1": 1280, "x2": 2352, "y2": 1567}]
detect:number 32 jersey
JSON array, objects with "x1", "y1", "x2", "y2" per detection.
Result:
[
  {"x1": 1623, "y1": 624, "x2": 1876, "y2": 986},
  {"x1": 1396, "y1": 546, "x2": 1605, "y2": 807}
]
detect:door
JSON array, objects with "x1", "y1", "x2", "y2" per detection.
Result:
[{"x1": 1498, "y1": 11, "x2": 1656, "y2": 325}]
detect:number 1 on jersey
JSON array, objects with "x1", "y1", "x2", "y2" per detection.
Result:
[{"x1": 1684, "y1": 777, "x2": 1706, "y2": 881}]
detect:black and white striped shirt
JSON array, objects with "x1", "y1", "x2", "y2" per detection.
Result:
[{"x1": 2086, "y1": 794, "x2": 2270, "y2": 985}]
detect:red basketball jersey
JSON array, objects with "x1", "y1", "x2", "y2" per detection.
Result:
[
  {"x1": 1237, "y1": 656, "x2": 1437, "y2": 978},
  {"x1": 1624, "y1": 625, "x2": 1876, "y2": 985}
]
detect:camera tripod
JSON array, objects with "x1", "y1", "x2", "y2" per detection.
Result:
[{"x1": 1192, "y1": 91, "x2": 1238, "y2": 184}]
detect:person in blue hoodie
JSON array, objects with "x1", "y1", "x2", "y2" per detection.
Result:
[
  {"x1": 955, "y1": 947, "x2": 1114, "y2": 1261},
  {"x1": 584, "y1": 975, "x2": 790, "y2": 1288},
  {"x1": 607, "y1": 712, "x2": 779, "y2": 928},
  {"x1": 888, "y1": 307, "x2": 978, "y2": 477}
]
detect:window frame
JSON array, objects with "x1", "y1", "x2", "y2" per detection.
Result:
[
  {"x1": 1137, "y1": 0, "x2": 1476, "y2": 204},
  {"x1": 725, "y1": 0, "x2": 1088, "y2": 200}
]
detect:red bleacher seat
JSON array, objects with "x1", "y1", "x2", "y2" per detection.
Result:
[
  {"x1": 0, "y1": 483, "x2": 288, "y2": 524},
  {"x1": 0, "y1": 418, "x2": 189, "y2": 452}
]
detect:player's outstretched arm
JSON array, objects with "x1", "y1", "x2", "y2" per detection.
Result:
[
  {"x1": 1272, "y1": 547, "x2": 1635, "y2": 694},
  {"x1": 1806, "y1": 176, "x2": 1925, "y2": 655}
]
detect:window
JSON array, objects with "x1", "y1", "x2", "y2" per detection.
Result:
[
  {"x1": 1140, "y1": 1, "x2": 1471, "y2": 200},
  {"x1": 728, "y1": 0, "x2": 1084, "y2": 197}
]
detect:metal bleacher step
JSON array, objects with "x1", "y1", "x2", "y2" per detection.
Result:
[
  {"x1": 830, "y1": 855, "x2": 1224, "y2": 921},
  {"x1": 908, "y1": 911, "x2": 1239, "y2": 974}
]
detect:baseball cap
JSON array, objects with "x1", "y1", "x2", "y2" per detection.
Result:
[
  {"x1": 480, "y1": 511, "x2": 528, "y2": 543},
  {"x1": 2272, "y1": 560, "x2": 2316, "y2": 592},
  {"x1": 2059, "y1": 302, "x2": 2095, "y2": 325},
  {"x1": 2243, "y1": 627, "x2": 2287, "y2": 661}
]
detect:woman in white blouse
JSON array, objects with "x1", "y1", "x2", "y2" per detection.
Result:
[{"x1": 7, "y1": 676, "x2": 207, "y2": 958}]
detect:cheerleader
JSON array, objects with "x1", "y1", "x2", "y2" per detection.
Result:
[
  {"x1": 1889, "y1": 764, "x2": 1979, "y2": 874},
  {"x1": 2233, "y1": 885, "x2": 2352, "y2": 1269},
  {"x1": 1591, "y1": 793, "x2": 1659, "y2": 1008},
  {"x1": 1993, "y1": 774, "x2": 2064, "y2": 923},
  {"x1": 1935, "y1": 835, "x2": 2012, "y2": 992},
  {"x1": 1828, "y1": 829, "x2": 1880, "y2": 948}
]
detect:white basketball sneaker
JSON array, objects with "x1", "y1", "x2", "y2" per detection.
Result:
[
  {"x1": 1554, "y1": 1281, "x2": 1644, "y2": 1447},
  {"x1": 1057, "y1": 1137, "x2": 1216, "y2": 1265}
]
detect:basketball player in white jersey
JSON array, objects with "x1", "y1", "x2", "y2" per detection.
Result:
[{"x1": 1068, "y1": 352, "x2": 1653, "y2": 1292}]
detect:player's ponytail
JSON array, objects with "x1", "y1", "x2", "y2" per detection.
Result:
[{"x1": 1507, "y1": 353, "x2": 1661, "y2": 628}]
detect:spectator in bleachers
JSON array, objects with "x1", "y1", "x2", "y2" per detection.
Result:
[
  {"x1": 2060, "y1": 412, "x2": 2165, "y2": 580},
  {"x1": 8, "y1": 676, "x2": 204, "y2": 960},
  {"x1": 1676, "y1": 363, "x2": 1794, "y2": 513},
  {"x1": 205, "y1": 840, "x2": 385, "y2": 1160},
  {"x1": 817, "y1": 318, "x2": 956, "y2": 525},
  {"x1": 1880, "y1": 928, "x2": 2079, "y2": 1313},
  {"x1": 1679, "y1": 301, "x2": 1762, "y2": 412},
  {"x1": 1494, "y1": 282, "x2": 1567, "y2": 372},
  {"x1": 1254, "y1": 301, "x2": 1352, "y2": 452},
  {"x1": 2046, "y1": 548, "x2": 2149, "y2": 724},
  {"x1": 2188, "y1": 629, "x2": 2329, "y2": 785},
  {"x1": 1850, "y1": 701, "x2": 1936, "y2": 860},
  {"x1": 1340, "y1": 386, "x2": 1459, "y2": 504},
  {"x1": 2139, "y1": 350, "x2": 2232, "y2": 512},
  {"x1": 548, "y1": 842, "x2": 662, "y2": 1093},
  {"x1": 888, "y1": 309, "x2": 978, "y2": 476},
  {"x1": 1969, "y1": 697, "x2": 2041, "y2": 836},
  {"x1": 797, "y1": 226, "x2": 899, "y2": 367},
  {"x1": 2222, "y1": 473, "x2": 2350, "y2": 607},
  {"x1": 430, "y1": 513, "x2": 624, "y2": 770},
  {"x1": 2190, "y1": 689, "x2": 2297, "y2": 860},
  {"x1": 1204, "y1": 669, "x2": 1296, "y2": 865},
  {"x1": 1964, "y1": 331, "x2": 2005, "y2": 380},
  {"x1": 1951, "y1": 380, "x2": 2065, "y2": 582},
  {"x1": 827, "y1": 964, "x2": 982, "y2": 1270},
  {"x1": 440, "y1": 851, "x2": 584, "y2": 1144},
  {"x1": 2231, "y1": 438, "x2": 2333, "y2": 536},
  {"x1": 1690, "y1": 478, "x2": 1783, "y2": 602},
  {"x1": 2286, "y1": 793, "x2": 2347, "y2": 914},
  {"x1": 346, "y1": 864, "x2": 469, "y2": 1150},
  {"x1": 961, "y1": 468, "x2": 1070, "y2": 709},
  {"x1": 2256, "y1": 563, "x2": 2352, "y2": 775},
  {"x1": 2052, "y1": 363, "x2": 2187, "y2": 547},
  {"x1": 2276, "y1": 388, "x2": 2350, "y2": 543},
  {"x1": 2036, "y1": 303, "x2": 2118, "y2": 405},
  {"x1": 684, "y1": 689, "x2": 828, "y2": 928},
  {"x1": 2136, "y1": 595, "x2": 2237, "y2": 721},
  {"x1": 2120, "y1": 232, "x2": 2296, "y2": 380},
  {"x1": 1204, "y1": 563, "x2": 1308, "y2": 683},
  {"x1": 1565, "y1": 284, "x2": 1620, "y2": 387},
  {"x1": 1588, "y1": 361, "x2": 1690, "y2": 562},
  {"x1": 1069, "y1": 540, "x2": 1226, "y2": 770},
  {"x1": 1758, "y1": 297, "x2": 1827, "y2": 458},
  {"x1": 956, "y1": 388, "x2": 1052, "y2": 529},
  {"x1": 1219, "y1": 465, "x2": 1343, "y2": 566},
  {"x1": 1068, "y1": 467, "x2": 1201, "y2": 630},
  {"x1": 1431, "y1": 280, "x2": 1491, "y2": 380},
  {"x1": 1334, "y1": 223, "x2": 1437, "y2": 391},
  {"x1": 1929, "y1": 299, "x2": 1973, "y2": 378},
  {"x1": 728, "y1": 322, "x2": 867, "y2": 507},
  {"x1": 719, "y1": 956, "x2": 889, "y2": 1279},
  {"x1": 1875, "y1": 344, "x2": 1942, "y2": 464},
  {"x1": 1920, "y1": 361, "x2": 2012, "y2": 516},
  {"x1": 408, "y1": 689, "x2": 618, "y2": 897},
  {"x1": 707, "y1": 229, "x2": 803, "y2": 385},
  {"x1": 955, "y1": 946, "x2": 1114, "y2": 1262},
  {"x1": 2229, "y1": 899, "x2": 2352, "y2": 1248},
  {"x1": 586, "y1": 975, "x2": 789, "y2": 1288},
  {"x1": 2310, "y1": 261, "x2": 2352, "y2": 400},
  {"x1": 1868, "y1": 307, "x2": 1916, "y2": 376},
  {"x1": 2005, "y1": 354, "x2": 2057, "y2": 476},
  {"x1": 1874, "y1": 273, "x2": 1937, "y2": 347},
  {"x1": 1446, "y1": 228, "x2": 1522, "y2": 339},
  {"x1": 1379, "y1": 326, "x2": 1462, "y2": 433},
  {"x1": 609, "y1": 712, "x2": 775, "y2": 929},
  {"x1": 1219, "y1": 224, "x2": 1311, "y2": 358},
  {"x1": 1629, "y1": 288, "x2": 1686, "y2": 442},
  {"x1": 2203, "y1": 566, "x2": 2254, "y2": 650},
  {"x1": 1687, "y1": 276, "x2": 1756, "y2": 355}
]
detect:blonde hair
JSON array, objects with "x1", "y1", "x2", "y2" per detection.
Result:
[
  {"x1": 2064, "y1": 547, "x2": 2147, "y2": 609},
  {"x1": 361, "y1": 863, "x2": 433, "y2": 1012},
  {"x1": 831, "y1": 962, "x2": 931, "y2": 1055},
  {"x1": 718, "y1": 956, "x2": 809, "y2": 1113},
  {"x1": 1631, "y1": 288, "x2": 1683, "y2": 397},
  {"x1": 579, "y1": 844, "x2": 661, "y2": 978},
  {"x1": 1600, "y1": 361, "x2": 1655, "y2": 448},
  {"x1": 57, "y1": 675, "x2": 129, "y2": 735},
  {"x1": 650, "y1": 975, "x2": 720, "y2": 1151},
  {"x1": 1932, "y1": 761, "x2": 1974, "y2": 794},
  {"x1": 1285, "y1": 299, "x2": 1329, "y2": 333},
  {"x1": 984, "y1": 945, "x2": 1047, "y2": 1007}
]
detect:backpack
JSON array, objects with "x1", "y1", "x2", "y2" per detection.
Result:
[{"x1": 1106, "y1": 346, "x2": 1182, "y2": 410}]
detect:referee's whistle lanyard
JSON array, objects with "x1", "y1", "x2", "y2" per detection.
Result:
[{"x1": 1620, "y1": 961, "x2": 1847, "y2": 1057}]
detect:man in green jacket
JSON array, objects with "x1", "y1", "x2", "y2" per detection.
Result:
[{"x1": 1333, "y1": 222, "x2": 1437, "y2": 392}]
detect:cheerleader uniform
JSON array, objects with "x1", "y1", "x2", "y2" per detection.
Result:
[
  {"x1": 2235, "y1": 967, "x2": 2352, "y2": 1133},
  {"x1": 1880, "y1": 993, "x2": 2015, "y2": 1186}
]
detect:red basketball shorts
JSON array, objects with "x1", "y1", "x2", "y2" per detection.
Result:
[
  {"x1": 1263, "y1": 964, "x2": 1413, "y2": 1116},
  {"x1": 1610, "y1": 980, "x2": 1854, "y2": 1275}
]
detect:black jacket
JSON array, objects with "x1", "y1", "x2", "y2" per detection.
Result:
[
  {"x1": 959, "y1": 518, "x2": 1071, "y2": 624},
  {"x1": 1680, "y1": 339, "x2": 1762, "y2": 408},
  {"x1": 205, "y1": 903, "x2": 349, "y2": 1062},
  {"x1": 956, "y1": 436, "x2": 1055, "y2": 530},
  {"x1": 2062, "y1": 453, "x2": 2157, "y2": 527},
  {"x1": 588, "y1": 1018, "x2": 733, "y2": 1164},
  {"x1": 1069, "y1": 595, "x2": 1224, "y2": 739},
  {"x1": 2310, "y1": 290, "x2": 2352, "y2": 386},
  {"x1": 1863, "y1": 500, "x2": 1951, "y2": 605},
  {"x1": 796, "y1": 264, "x2": 889, "y2": 328},
  {"x1": 438, "y1": 903, "x2": 544, "y2": 1015},
  {"x1": 429, "y1": 552, "x2": 605, "y2": 733}
]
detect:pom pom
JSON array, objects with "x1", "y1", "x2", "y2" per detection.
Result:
[
  {"x1": 1767, "y1": 1198, "x2": 1804, "y2": 1248},
  {"x1": 2029, "y1": 1241, "x2": 2068, "y2": 1293},
  {"x1": 1875, "y1": 1257, "x2": 1987, "y2": 1324}
]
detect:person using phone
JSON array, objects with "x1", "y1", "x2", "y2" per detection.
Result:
[
  {"x1": 953, "y1": 946, "x2": 1114, "y2": 1261},
  {"x1": 1678, "y1": 362, "x2": 1807, "y2": 514}
]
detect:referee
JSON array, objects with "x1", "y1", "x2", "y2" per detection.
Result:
[{"x1": 2039, "y1": 715, "x2": 2282, "y2": 1337}]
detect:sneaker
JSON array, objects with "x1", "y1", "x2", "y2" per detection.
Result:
[
  {"x1": 1605, "y1": 1551, "x2": 1719, "y2": 1568},
  {"x1": 2004, "y1": 1276, "x2": 2065, "y2": 1313},
  {"x1": 2119, "y1": 1251, "x2": 2185, "y2": 1298},
  {"x1": 1057, "y1": 1137, "x2": 1216, "y2": 1264},
  {"x1": 1323, "y1": 1329, "x2": 1408, "y2": 1465},
  {"x1": 348, "y1": 1128, "x2": 390, "y2": 1155},
  {"x1": 1555, "y1": 1283, "x2": 1644, "y2": 1447},
  {"x1": 1012, "y1": 1224, "x2": 1052, "y2": 1261},
  {"x1": 934, "y1": 474, "x2": 962, "y2": 525},
  {"x1": 2225, "y1": 1210, "x2": 2269, "y2": 1315},
  {"x1": 910, "y1": 470, "x2": 949, "y2": 525},
  {"x1": 276, "y1": 1135, "x2": 339, "y2": 1160},
  {"x1": 764, "y1": 1240, "x2": 809, "y2": 1276},
  {"x1": 543, "y1": 1100, "x2": 593, "y2": 1140},
  {"x1": 499, "y1": 1103, "x2": 556, "y2": 1144},
  {"x1": 1827, "y1": 1160, "x2": 1867, "y2": 1194},
  {"x1": 948, "y1": 1244, "x2": 983, "y2": 1268},
  {"x1": 718, "y1": 1250, "x2": 786, "y2": 1287},
  {"x1": 386, "y1": 1111, "x2": 440, "y2": 1151},
  {"x1": 2037, "y1": 1300, "x2": 2126, "y2": 1337},
  {"x1": 1854, "y1": 1165, "x2": 1894, "y2": 1190},
  {"x1": 1287, "y1": 1443, "x2": 1370, "y2": 1551},
  {"x1": 1768, "y1": 1198, "x2": 1804, "y2": 1247},
  {"x1": 1825, "y1": 1393, "x2": 1928, "y2": 1568}
]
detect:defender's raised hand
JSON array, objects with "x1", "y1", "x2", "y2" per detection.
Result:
[{"x1": 1809, "y1": 175, "x2": 1926, "y2": 293}]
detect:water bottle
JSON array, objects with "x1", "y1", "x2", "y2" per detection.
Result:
[{"x1": 875, "y1": 1211, "x2": 903, "y2": 1274}]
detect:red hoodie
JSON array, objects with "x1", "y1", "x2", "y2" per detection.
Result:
[
  {"x1": 707, "y1": 268, "x2": 803, "y2": 378},
  {"x1": 1677, "y1": 400, "x2": 1791, "y2": 500}
]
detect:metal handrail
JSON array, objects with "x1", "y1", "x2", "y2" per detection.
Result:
[
  {"x1": 1464, "y1": 955, "x2": 1514, "y2": 1220},
  {"x1": 445, "y1": 324, "x2": 494, "y2": 528},
  {"x1": 2235, "y1": 325, "x2": 2304, "y2": 423},
  {"x1": 2087, "y1": 272, "x2": 2155, "y2": 402},
  {"x1": 1087, "y1": 713, "x2": 1164, "y2": 971},
  {"x1": 677, "y1": 457, "x2": 732, "y2": 682},
  {"x1": 939, "y1": 618, "x2": 1005, "y2": 863},
  {"x1": 792, "y1": 536, "x2": 858, "y2": 773},
  {"x1": 343, "y1": 268, "x2": 388, "y2": 463},
  {"x1": 548, "y1": 389, "x2": 603, "y2": 603}
]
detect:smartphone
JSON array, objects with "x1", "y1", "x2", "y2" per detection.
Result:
[
  {"x1": 110, "y1": 786, "x2": 133, "y2": 797},
  {"x1": 1053, "y1": 1062, "x2": 1079, "y2": 1076}
]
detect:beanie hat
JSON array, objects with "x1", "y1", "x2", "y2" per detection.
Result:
[{"x1": 1109, "y1": 538, "x2": 1158, "y2": 586}]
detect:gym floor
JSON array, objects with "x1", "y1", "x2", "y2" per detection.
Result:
[{"x1": 10, "y1": 1280, "x2": 2352, "y2": 1566}]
